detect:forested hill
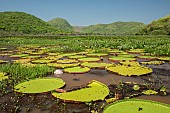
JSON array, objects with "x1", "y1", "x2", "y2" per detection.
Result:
[
  {"x1": 81, "y1": 22, "x2": 145, "y2": 35},
  {"x1": 47, "y1": 18, "x2": 74, "y2": 32},
  {"x1": 0, "y1": 12, "x2": 63, "y2": 35},
  {"x1": 139, "y1": 15, "x2": 170, "y2": 35}
]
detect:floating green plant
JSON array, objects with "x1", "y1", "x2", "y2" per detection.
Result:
[
  {"x1": 68, "y1": 55, "x2": 86, "y2": 59},
  {"x1": 133, "y1": 85, "x2": 140, "y2": 91},
  {"x1": 0, "y1": 60, "x2": 8, "y2": 64},
  {"x1": 140, "y1": 61, "x2": 165, "y2": 65},
  {"x1": 22, "y1": 55, "x2": 41, "y2": 59},
  {"x1": 158, "y1": 57, "x2": 170, "y2": 61},
  {"x1": 103, "y1": 99, "x2": 170, "y2": 113},
  {"x1": 57, "y1": 59, "x2": 79, "y2": 64},
  {"x1": 78, "y1": 57, "x2": 101, "y2": 62},
  {"x1": 109, "y1": 56, "x2": 136, "y2": 62},
  {"x1": 120, "y1": 61, "x2": 140, "y2": 66},
  {"x1": 64, "y1": 66, "x2": 90, "y2": 74},
  {"x1": 14, "y1": 78, "x2": 65, "y2": 93},
  {"x1": 10, "y1": 54, "x2": 29, "y2": 58},
  {"x1": 142, "y1": 90, "x2": 158, "y2": 95},
  {"x1": 106, "y1": 65, "x2": 152, "y2": 76},
  {"x1": 81, "y1": 62, "x2": 115, "y2": 69},
  {"x1": 0, "y1": 47, "x2": 7, "y2": 50},
  {"x1": 0, "y1": 72, "x2": 8, "y2": 81},
  {"x1": 118, "y1": 54, "x2": 135, "y2": 58},
  {"x1": 13, "y1": 59, "x2": 31, "y2": 64},
  {"x1": 86, "y1": 53, "x2": 108, "y2": 57},
  {"x1": 52, "y1": 80, "x2": 109, "y2": 102},
  {"x1": 48, "y1": 63, "x2": 80, "y2": 68},
  {"x1": 138, "y1": 55, "x2": 157, "y2": 60},
  {"x1": 31, "y1": 59, "x2": 55, "y2": 64},
  {"x1": 127, "y1": 49, "x2": 145, "y2": 53}
]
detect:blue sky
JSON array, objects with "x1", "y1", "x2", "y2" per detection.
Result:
[{"x1": 0, "y1": 0, "x2": 170, "y2": 26}]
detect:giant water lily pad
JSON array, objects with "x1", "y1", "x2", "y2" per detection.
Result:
[
  {"x1": 31, "y1": 59, "x2": 55, "y2": 64},
  {"x1": 48, "y1": 63, "x2": 80, "y2": 68},
  {"x1": 120, "y1": 61, "x2": 140, "y2": 66},
  {"x1": 142, "y1": 90, "x2": 158, "y2": 95},
  {"x1": 0, "y1": 72, "x2": 8, "y2": 81},
  {"x1": 10, "y1": 54, "x2": 29, "y2": 58},
  {"x1": 68, "y1": 55, "x2": 86, "y2": 59},
  {"x1": 0, "y1": 60, "x2": 8, "y2": 64},
  {"x1": 118, "y1": 54, "x2": 135, "y2": 58},
  {"x1": 138, "y1": 55, "x2": 157, "y2": 60},
  {"x1": 127, "y1": 49, "x2": 145, "y2": 53},
  {"x1": 106, "y1": 65, "x2": 152, "y2": 76},
  {"x1": 13, "y1": 59, "x2": 31, "y2": 64},
  {"x1": 109, "y1": 56, "x2": 136, "y2": 62},
  {"x1": 103, "y1": 99, "x2": 170, "y2": 113},
  {"x1": 141, "y1": 61, "x2": 165, "y2": 65},
  {"x1": 86, "y1": 53, "x2": 108, "y2": 57},
  {"x1": 158, "y1": 57, "x2": 170, "y2": 61},
  {"x1": 78, "y1": 57, "x2": 101, "y2": 62},
  {"x1": 52, "y1": 80, "x2": 109, "y2": 102},
  {"x1": 64, "y1": 66, "x2": 90, "y2": 74},
  {"x1": 57, "y1": 59, "x2": 78, "y2": 64},
  {"x1": 81, "y1": 62, "x2": 115, "y2": 69},
  {"x1": 14, "y1": 78, "x2": 65, "y2": 93},
  {"x1": 22, "y1": 55, "x2": 41, "y2": 59}
]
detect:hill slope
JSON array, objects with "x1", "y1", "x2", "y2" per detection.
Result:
[
  {"x1": 81, "y1": 22, "x2": 145, "y2": 35},
  {"x1": 47, "y1": 18, "x2": 73, "y2": 32},
  {"x1": 0, "y1": 11, "x2": 63, "y2": 35},
  {"x1": 139, "y1": 15, "x2": 170, "y2": 35}
]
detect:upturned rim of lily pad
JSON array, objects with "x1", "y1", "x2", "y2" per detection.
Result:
[
  {"x1": 103, "y1": 99, "x2": 170, "y2": 113},
  {"x1": 14, "y1": 78, "x2": 65, "y2": 93}
]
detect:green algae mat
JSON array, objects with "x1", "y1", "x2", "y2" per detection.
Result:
[
  {"x1": 14, "y1": 78, "x2": 65, "y2": 93},
  {"x1": 64, "y1": 66, "x2": 90, "y2": 74},
  {"x1": 106, "y1": 65, "x2": 152, "y2": 76},
  {"x1": 103, "y1": 99, "x2": 170, "y2": 113},
  {"x1": 81, "y1": 62, "x2": 115, "y2": 69},
  {"x1": 52, "y1": 80, "x2": 109, "y2": 102}
]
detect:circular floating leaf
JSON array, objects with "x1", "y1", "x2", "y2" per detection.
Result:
[
  {"x1": 13, "y1": 59, "x2": 31, "y2": 64},
  {"x1": 118, "y1": 54, "x2": 135, "y2": 58},
  {"x1": 103, "y1": 99, "x2": 170, "y2": 113},
  {"x1": 138, "y1": 55, "x2": 157, "y2": 60},
  {"x1": 158, "y1": 57, "x2": 170, "y2": 61},
  {"x1": 127, "y1": 49, "x2": 145, "y2": 53},
  {"x1": 64, "y1": 66, "x2": 90, "y2": 74},
  {"x1": 57, "y1": 59, "x2": 79, "y2": 64},
  {"x1": 0, "y1": 60, "x2": 8, "y2": 64},
  {"x1": 106, "y1": 65, "x2": 152, "y2": 76},
  {"x1": 86, "y1": 53, "x2": 108, "y2": 57},
  {"x1": 52, "y1": 80, "x2": 109, "y2": 102},
  {"x1": 81, "y1": 62, "x2": 115, "y2": 69},
  {"x1": 120, "y1": 61, "x2": 140, "y2": 66},
  {"x1": 68, "y1": 55, "x2": 86, "y2": 59},
  {"x1": 109, "y1": 56, "x2": 136, "y2": 62},
  {"x1": 78, "y1": 57, "x2": 101, "y2": 62},
  {"x1": 48, "y1": 63, "x2": 80, "y2": 68},
  {"x1": 14, "y1": 78, "x2": 65, "y2": 93},
  {"x1": 22, "y1": 55, "x2": 41, "y2": 59},
  {"x1": 10, "y1": 54, "x2": 29, "y2": 58},
  {"x1": 0, "y1": 72, "x2": 8, "y2": 81},
  {"x1": 0, "y1": 48, "x2": 7, "y2": 50},
  {"x1": 142, "y1": 90, "x2": 158, "y2": 95},
  {"x1": 141, "y1": 61, "x2": 165, "y2": 65},
  {"x1": 31, "y1": 59, "x2": 54, "y2": 64}
]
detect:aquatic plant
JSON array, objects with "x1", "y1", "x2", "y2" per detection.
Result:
[
  {"x1": 31, "y1": 59, "x2": 55, "y2": 64},
  {"x1": 140, "y1": 61, "x2": 165, "y2": 65},
  {"x1": 109, "y1": 56, "x2": 136, "y2": 62},
  {"x1": 57, "y1": 59, "x2": 79, "y2": 64},
  {"x1": 86, "y1": 53, "x2": 108, "y2": 57},
  {"x1": 142, "y1": 90, "x2": 158, "y2": 95},
  {"x1": 81, "y1": 62, "x2": 115, "y2": 69},
  {"x1": 47, "y1": 63, "x2": 80, "y2": 68},
  {"x1": 0, "y1": 72, "x2": 8, "y2": 81},
  {"x1": 64, "y1": 66, "x2": 90, "y2": 74},
  {"x1": 78, "y1": 57, "x2": 101, "y2": 62}
]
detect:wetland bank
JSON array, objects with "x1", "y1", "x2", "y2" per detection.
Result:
[{"x1": 0, "y1": 35, "x2": 170, "y2": 113}]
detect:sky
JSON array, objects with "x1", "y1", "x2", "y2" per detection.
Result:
[{"x1": 0, "y1": 0, "x2": 170, "y2": 26}]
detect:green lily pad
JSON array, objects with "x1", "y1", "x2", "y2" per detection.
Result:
[
  {"x1": 68, "y1": 55, "x2": 86, "y2": 59},
  {"x1": 22, "y1": 55, "x2": 41, "y2": 59},
  {"x1": 0, "y1": 72, "x2": 8, "y2": 81},
  {"x1": 0, "y1": 47, "x2": 7, "y2": 50},
  {"x1": 127, "y1": 49, "x2": 145, "y2": 53},
  {"x1": 106, "y1": 65, "x2": 152, "y2": 76},
  {"x1": 81, "y1": 62, "x2": 115, "y2": 69},
  {"x1": 52, "y1": 80, "x2": 109, "y2": 102},
  {"x1": 59, "y1": 53, "x2": 77, "y2": 57},
  {"x1": 48, "y1": 63, "x2": 80, "y2": 68},
  {"x1": 14, "y1": 78, "x2": 65, "y2": 93},
  {"x1": 120, "y1": 61, "x2": 140, "y2": 66},
  {"x1": 109, "y1": 49, "x2": 124, "y2": 53},
  {"x1": 138, "y1": 55, "x2": 157, "y2": 60},
  {"x1": 31, "y1": 59, "x2": 55, "y2": 64},
  {"x1": 0, "y1": 60, "x2": 8, "y2": 64},
  {"x1": 64, "y1": 66, "x2": 90, "y2": 74},
  {"x1": 13, "y1": 59, "x2": 31, "y2": 64},
  {"x1": 133, "y1": 85, "x2": 140, "y2": 91},
  {"x1": 140, "y1": 61, "x2": 165, "y2": 65},
  {"x1": 86, "y1": 53, "x2": 108, "y2": 57},
  {"x1": 78, "y1": 57, "x2": 101, "y2": 62},
  {"x1": 109, "y1": 56, "x2": 136, "y2": 62},
  {"x1": 158, "y1": 57, "x2": 170, "y2": 61},
  {"x1": 118, "y1": 54, "x2": 135, "y2": 58},
  {"x1": 142, "y1": 90, "x2": 158, "y2": 95},
  {"x1": 57, "y1": 59, "x2": 79, "y2": 64},
  {"x1": 10, "y1": 54, "x2": 29, "y2": 58},
  {"x1": 103, "y1": 99, "x2": 170, "y2": 113}
]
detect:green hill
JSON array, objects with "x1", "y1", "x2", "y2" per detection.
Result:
[
  {"x1": 81, "y1": 22, "x2": 145, "y2": 35},
  {"x1": 0, "y1": 11, "x2": 63, "y2": 35},
  {"x1": 139, "y1": 15, "x2": 170, "y2": 35},
  {"x1": 47, "y1": 18, "x2": 73, "y2": 32}
]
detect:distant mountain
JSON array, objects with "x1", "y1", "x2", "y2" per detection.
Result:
[
  {"x1": 139, "y1": 15, "x2": 170, "y2": 35},
  {"x1": 47, "y1": 18, "x2": 73, "y2": 32},
  {"x1": 0, "y1": 11, "x2": 63, "y2": 35},
  {"x1": 81, "y1": 22, "x2": 145, "y2": 35}
]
